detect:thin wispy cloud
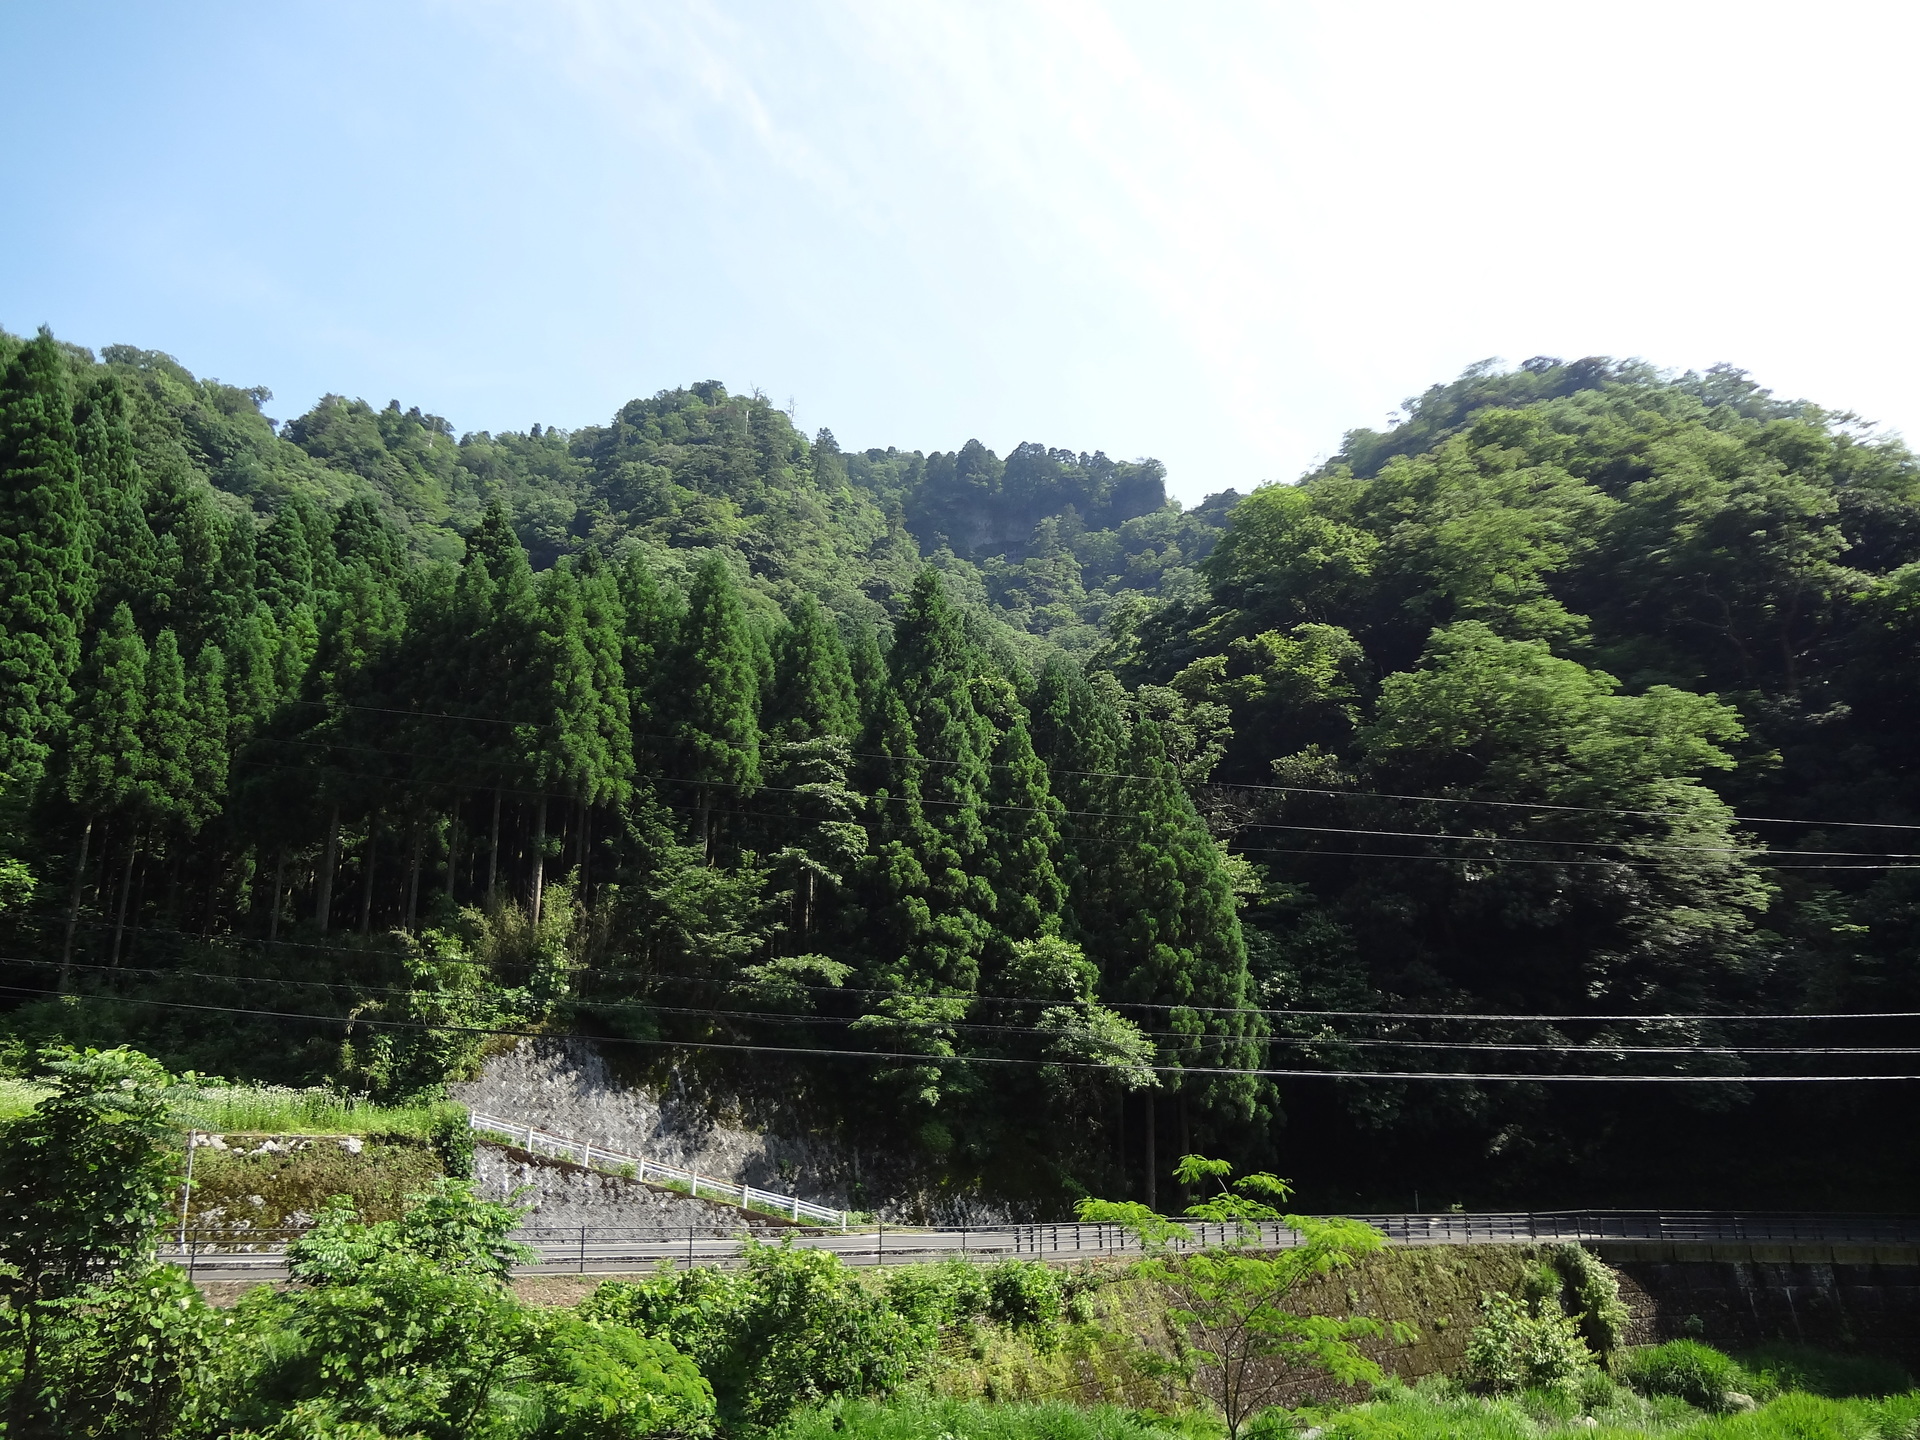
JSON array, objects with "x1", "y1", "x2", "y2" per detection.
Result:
[{"x1": 6, "y1": 2, "x2": 1918, "y2": 495}]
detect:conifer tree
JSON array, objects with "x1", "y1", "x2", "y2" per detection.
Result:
[
  {"x1": 332, "y1": 494, "x2": 404, "y2": 582},
  {"x1": 766, "y1": 595, "x2": 858, "y2": 743},
  {"x1": 858, "y1": 572, "x2": 995, "y2": 995},
  {"x1": 72, "y1": 374, "x2": 153, "y2": 630},
  {"x1": 466, "y1": 504, "x2": 542, "y2": 902},
  {"x1": 141, "y1": 630, "x2": 194, "y2": 841},
  {"x1": 979, "y1": 692, "x2": 1067, "y2": 955},
  {"x1": 300, "y1": 563, "x2": 407, "y2": 929},
  {"x1": 256, "y1": 497, "x2": 319, "y2": 620},
  {"x1": 615, "y1": 547, "x2": 682, "y2": 778},
  {"x1": 211, "y1": 513, "x2": 260, "y2": 644},
  {"x1": 185, "y1": 643, "x2": 230, "y2": 833},
  {"x1": 888, "y1": 571, "x2": 993, "y2": 868},
  {"x1": 1109, "y1": 719, "x2": 1263, "y2": 1188},
  {"x1": 142, "y1": 466, "x2": 227, "y2": 653},
  {"x1": 756, "y1": 596, "x2": 865, "y2": 943},
  {"x1": 847, "y1": 622, "x2": 890, "y2": 741},
  {"x1": 670, "y1": 553, "x2": 761, "y2": 855},
  {"x1": 527, "y1": 563, "x2": 632, "y2": 920},
  {"x1": 0, "y1": 330, "x2": 88, "y2": 786},
  {"x1": 1028, "y1": 657, "x2": 1128, "y2": 950},
  {"x1": 225, "y1": 603, "x2": 281, "y2": 742},
  {"x1": 60, "y1": 604, "x2": 147, "y2": 980}
]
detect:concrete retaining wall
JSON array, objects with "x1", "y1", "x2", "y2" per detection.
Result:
[
  {"x1": 453, "y1": 1038, "x2": 1007, "y2": 1223},
  {"x1": 475, "y1": 1140, "x2": 782, "y2": 1237}
]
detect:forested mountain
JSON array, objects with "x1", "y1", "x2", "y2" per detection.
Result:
[{"x1": 4, "y1": 329, "x2": 1920, "y2": 1212}]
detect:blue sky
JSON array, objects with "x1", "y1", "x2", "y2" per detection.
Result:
[{"x1": 4, "y1": 1, "x2": 1918, "y2": 504}]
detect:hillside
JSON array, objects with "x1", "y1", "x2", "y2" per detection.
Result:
[{"x1": 5, "y1": 330, "x2": 1920, "y2": 1213}]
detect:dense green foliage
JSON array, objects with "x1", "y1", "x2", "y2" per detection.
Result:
[
  {"x1": 3, "y1": 1057, "x2": 1917, "y2": 1440},
  {"x1": 0, "y1": 329, "x2": 1264, "y2": 1203},
  {"x1": 1619, "y1": 1342, "x2": 1754, "y2": 1413},
  {"x1": 6, "y1": 333, "x2": 1920, "y2": 1206},
  {"x1": 1078, "y1": 1157, "x2": 1395, "y2": 1439},
  {"x1": 1287, "y1": 1380, "x2": 1920, "y2": 1440}
]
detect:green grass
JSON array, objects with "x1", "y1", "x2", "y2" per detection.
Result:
[
  {"x1": 1739, "y1": 1346, "x2": 1915, "y2": 1401},
  {"x1": 0, "y1": 1076, "x2": 52, "y2": 1121},
  {"x1": 789, "y1": 1375, "x2": 1920, "y2": 1440},
  {"x1": 782, "y1": 1395, "x2": 1195, "y2": 1440},
  {"x1": 1288, "y1": 1380, "x2": 1920, "y2": 1440},
  {"x1": 0, "y1": 1076, "x2": 451, "y2": 1137},
  {"x1": 170, "y1": 1084, "x2": 455, "y2": 1138}
]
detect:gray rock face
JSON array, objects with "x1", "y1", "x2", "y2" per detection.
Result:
[{"x1": 452, "y1": 1038, "x2": 1008, "y2": 1223}]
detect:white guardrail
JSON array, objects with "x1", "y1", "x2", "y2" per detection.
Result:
[{"x1": 469, "y1": 1109, "x2": 849, "y2": 1228}]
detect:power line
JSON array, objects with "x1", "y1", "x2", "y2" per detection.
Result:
[
  {"x1": 281, "y1": 695, "x2": 1920, "y2": 837},
  {"x1": 226, "y1": 752, "x2": 1920, "y2": 873},
  {"x1": 6, "y1": 982, "x2": 1917, "y2": 1083},
  {"x1": 36, "y1": 916, "x2": 1920, "y2": 1026},
  {"x1": 28, "y1": 952, "x2": 1920, "y2": 1058},
  {"x1": 254, "y1": 736, "x2": 1888, "y2": 861}
]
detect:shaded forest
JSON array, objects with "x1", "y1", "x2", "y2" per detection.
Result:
[{"x1": 4, "y1": 330, "x2": 1919, "y2": 1210}]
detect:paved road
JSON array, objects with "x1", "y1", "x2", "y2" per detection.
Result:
[{"x1": 167, "y1": 1210, "x2": 1920, "y2": 1283}]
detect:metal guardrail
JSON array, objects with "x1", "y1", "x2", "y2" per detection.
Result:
[
  {"x1": 1349, "y1": 1211, "x2": 1920, "y2": 1247},
  {"x1": 469, "y1": 1109, "x2": 850, "y2": 1227},
  {"x1": 160, "y1": 1209, "x2": 1920, "y2": 1282}
]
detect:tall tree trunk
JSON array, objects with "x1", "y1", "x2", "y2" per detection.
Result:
[
  {"x1": 315, "y1": 804, "x2": 341, "y2": 931},
  {"x1": 269, "y1": 845, "x2": 288, "y2": 941},
  {"x1": 407, "y1": 824, "x2": 424, "y2": 930},
  {"x1": 203, "y1": 850, "x2": 221, "y2": 936},
  {"x1": 579, "y1": 804, "x2": 592, "y2": 905},
  {"x1": 698, "y1": 786, "x2": 712, "y2": 862},
  {"x1": 445, "y1": 809, "x2": 461, "y2": 902},
  {"x1": 486, "y1": 788, "x2": 502, "y2": 908},
  {"x1": 60, "y1": 816, "x2": 94, "y2": 991},
  {"x1": 111, "y1": 836, "x2": 138, "y2": 966},
  {"x1": 359, "y1": 825, "x2": 377, "y2": 937},
  {"x1": 530, "y1": 797, "x2": 548, "y2": 925},
  {"x1": 1178, "y1": 1092, "x2": 1192, "y2": 1206},
  {"x1": 124, "y1": 852, "x2": 147, "y2": 963},
  {"x1": 1143, "y1": 1095, "x2": 1157, "y2": 1212}
]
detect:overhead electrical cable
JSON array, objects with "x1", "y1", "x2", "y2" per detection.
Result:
[
  {"x1": 35, "y1": 916, "x2": 1920, "y2": 1025},
  {"x1": 278, "y1": 695, "x2": 1920, "y2": 836},
  {"x1": 4, "y1": 981, "x2": 1917, "y2": 1083}
]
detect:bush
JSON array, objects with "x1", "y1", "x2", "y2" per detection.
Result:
[
  {"x1": 882, "y1": 1258, "x2": 991, "y2": 1335},
  {"x1": 1618, "y1": 1339, "x2": 1748, "y2": 1412},
  {"x1": 582, "y1": 1240, "x2": 931, "y2": 1435},
  {"x1": 1550, "y1": 1244, "x2": 1631, "y2": 1355},
  {"x1": 985, "y1": 1260, "x2": 1065, "y2": 1331},
  {"x1": 532, "y1": 1316, "x2": 716, "y2": 1439},
  {"x1": 430, "y1": 1103, "x2": 476, "y2": 1178},
  {"x1": 1461, "y1": 1289, "x2": 1595, "y2": 1396}
]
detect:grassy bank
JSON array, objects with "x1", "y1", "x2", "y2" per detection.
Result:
[
  {"x1": 788, "y1": 1383, "x2": 1920, "y2": 1440},
  {"x1": 172, "y1": 1083, "x2": 455, "y2": 1138}
]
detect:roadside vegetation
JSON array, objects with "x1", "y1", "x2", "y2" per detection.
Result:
[{"x1": 3, "y1": 1044, "x2": 1915, "y2": 1440}]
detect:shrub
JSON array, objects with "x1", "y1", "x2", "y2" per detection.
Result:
[
  {"x1": 1618, "y1": 1339, "x2": 1748, "y2": 1412},
  {"x1": 532, "y1": 1316, "x2": 716, "y2": 1439},
  {"x1": 1550, "y1": 1244, "x2": 1631, "y2": 1355},
  {"x1": 583, "y1": 1239, "x2": 931, "y2": 1435},
  {"x1": 882, "y1": 1259, "x2": 991, "y2": 1335},
  {"x1": 1461, "y1": 1289, "x2": 1595, "y2": 1396},
  {"x1": 430, "y1": 1104, "x2": 476, "y2": 1178},
  {"x1": 985, "y1": 1260, "x2": 1065, "y2": 1331}
]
